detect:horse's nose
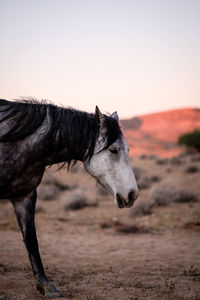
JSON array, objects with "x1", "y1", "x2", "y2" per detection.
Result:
[
  {"x1": 116, "y1": 189, "x2": 139, "y2": 208},
  {"x1": 127, "y1": 189, "x2": 139, "y2": 207}
]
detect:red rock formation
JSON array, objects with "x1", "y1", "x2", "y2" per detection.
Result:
[{"x1": 120, "y1": 108, "x2": 200, "y2": 158}]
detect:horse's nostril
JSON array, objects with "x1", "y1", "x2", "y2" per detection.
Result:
[
  {"x1": 128, "y1": 191, "x2": 134, "y2": 203},
  {"x1": 127, "y1": 190, "x2": 138, "y2": 207},
  {"x1": 116, "y1": 193, "x2": 125, "y2": 209}
]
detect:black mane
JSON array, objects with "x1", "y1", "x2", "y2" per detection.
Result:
[{"x1": 0, "y1": 99, "x2": 122, "y2": 165}]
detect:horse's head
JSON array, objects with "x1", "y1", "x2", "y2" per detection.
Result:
[{"x1": 84, "y1": 107, "x2": 139, "y2": 208}]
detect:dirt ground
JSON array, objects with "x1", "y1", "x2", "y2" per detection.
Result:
[{"x1": 1, "y1": 154, "x2": 200, "y2": 300}]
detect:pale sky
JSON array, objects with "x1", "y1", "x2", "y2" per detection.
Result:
[{"x1": 0, "y1": 0, "x2": 200, "y2": 118}]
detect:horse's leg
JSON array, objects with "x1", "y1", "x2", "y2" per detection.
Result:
[{"x1": 11, "y1": 190, "x2": 63, "y2": 299}]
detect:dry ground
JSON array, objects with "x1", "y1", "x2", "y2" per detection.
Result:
[{"x1": 1, "y1": 154, "x2": 200, "y2": 300}]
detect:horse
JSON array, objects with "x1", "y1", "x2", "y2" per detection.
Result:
[{"x1": 0, "y1": 99, "x2": 139, "y2": 298}]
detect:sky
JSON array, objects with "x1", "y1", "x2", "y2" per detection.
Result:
[{"x1": 0, "y1": 0, "x2": 200, "y2": 118}]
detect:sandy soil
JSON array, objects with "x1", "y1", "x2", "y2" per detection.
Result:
[{"x1": 1, "y1": 155, "x2": 200, "y2": 300}]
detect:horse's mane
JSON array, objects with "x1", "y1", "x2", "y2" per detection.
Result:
[{"x1": 0, "y1": 99, "x2": 122, "y2": 165}]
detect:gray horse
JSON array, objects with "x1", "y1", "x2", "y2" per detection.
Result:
[{"x1": 0, "y1": 99, "x2": 138, "y2": 298}]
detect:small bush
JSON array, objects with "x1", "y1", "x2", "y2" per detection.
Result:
[
  {"x1": 165, "y1": 167, "x2": 172, "y2": 173},
  {"x1": 178, "y1": 129, "x2": 200, "y2": 152},
  {"x1": 151, "y1": 175, "x2": 161, "y2": 182},
  {"x1": 150, "y1": 184, "x2": 198, "y2": 206},
  {"x1": 38, "y1": 185, "x2": 59, "y2": 201},
  {"x1": 131, "y1": 182, "x2": 199, "y2": 217},
  {"x1": 139, "y1": 154, "x2": 147, "y2": 159},
  {"x1": 190, "y1": 153, "x2": 200, "y2": 162},
  {"x1": 185, "y1": 165, "x2": 199, "y2": 173},
  {"x1": 64, "y1": 195, "x2": 88, "y2": 210},
  {"x1": 130, "y1": 201, "x2": 154, "y2": 216},
  {"x1": 42, "y1": 174, "x2": 71, "y2": 190},
  {"x1": 100, "y1": 222, "x2": 112, "y2": 229},
  {"x1": 170, "y1": 156, "x2": 182, "y2": 165},
  {"x1": 138, "y1": 176, "x2": 152, "y2": 189},
  {"x1": 173, "y1": 191, "x2": 198, "y2": 203},
  {"x1": 64, "y1": 193, "x2": 98, "y2": 210},
  {"x1": 156, "y1": 158, "x2": 169, "y2": 165},
  {"x1": 116, "y1": 223, "x2": 150, "y2": 234},
  {"x1": 132, "y1": 167, "x2": 161, "y2": 190}
]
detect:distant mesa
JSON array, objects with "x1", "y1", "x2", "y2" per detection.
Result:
[{"x1": 120, "y1": 108, "x2": 200, "y2": 158}]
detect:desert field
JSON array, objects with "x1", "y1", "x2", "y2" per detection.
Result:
[{"x1": 1, "y1": 152, "x2": 200, "y2": 300}]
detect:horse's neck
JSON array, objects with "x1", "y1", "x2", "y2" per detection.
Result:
[
  {"x1": 0, "y1": 103, "x2": 98, "y2": 166},
  {"x1": 45, "y1": 110, "x2": 97, "y2": 166}
]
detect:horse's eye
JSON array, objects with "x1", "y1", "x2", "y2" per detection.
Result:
[{"x1": 109, "y1": 147, "x2": 118, "y2": 154}]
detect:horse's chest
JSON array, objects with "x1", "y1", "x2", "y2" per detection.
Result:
[
  {"x1": 0, "y1": 143, "x2": 45, "y2": 198},
  {"x1": 0, "y1": 163, "x2": 44, "y2": 198}
]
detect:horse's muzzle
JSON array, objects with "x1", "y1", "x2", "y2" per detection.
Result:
[{"x1": 116, "y1": 190, "x2": 138, "y2": 209}]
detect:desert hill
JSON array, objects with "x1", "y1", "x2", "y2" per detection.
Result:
[{"x1": 120, "y1": 108, "x2": 200, "y2": 158}]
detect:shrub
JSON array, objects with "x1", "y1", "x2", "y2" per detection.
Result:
[
  {"x1": 38, "y1": 185, "x2": 59, "y2": 201},
  {"x1": 64, "y1": 194, "x2": 88, "y2": 210},
  {"x1": 137, "y1": 176, "x2": 152, "y2": 189},
  {"x1": 151, "y1": 175, "x2": 161, "y2": 182},
  {"x1": 133, "y1": 167, "x2": 161, "y2": 190},
  {"x1": 173, "y1": 190, "x2": 198, "y2": 203},
  {"x1": 170, "y1": 156, "x2": 182, "y2": 165},
  {"x1": 64, "y1": 192, "x2": 98, "y2": 210},
  {"x1": 156, "y1": 158, "x2": 169, "y2": 165},
  {"x1": 116, "y1": 223, "x2": 150, "y2": 234},
  {"x1": 190, "y1": 153, "x2": 200, "y2": 162},
  {"x1": 131, "y1": 182, "x2": 199, "y2": 216},
  {"x1": 185, "y1": 165, "x2": 199, "y2": 173},
  {"x1": 139, "y1": 154, "x2": 147, "y2": 159},
  {"x1": 178, "y1": 129, "x2": 200, "y2": 152},
  {"x1": 42, "y1": 173, "x2": 71, "y2": 190},
  {"x1": 130, "y1": 201, "x2": 154, "y2": 216},
  {"x1": 150, "y1": 184, "x2": 198, "y2": 206}
]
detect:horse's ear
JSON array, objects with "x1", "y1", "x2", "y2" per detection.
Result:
[
  {"x1": 95, "y1": 106, "x2": 104, "y2": 125},
  {"x1": 111, "y1": 111, "x2": 119, "y2": 122}
]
